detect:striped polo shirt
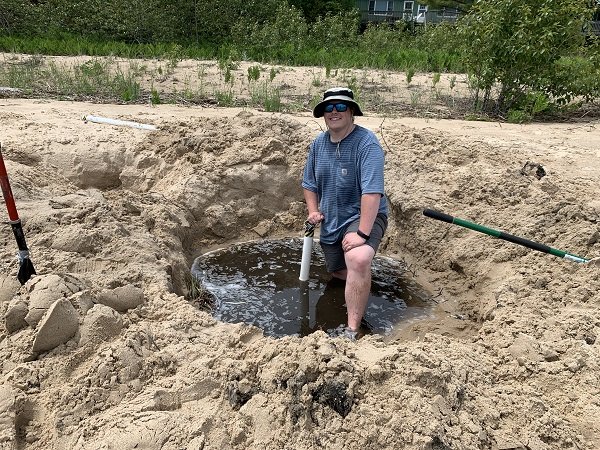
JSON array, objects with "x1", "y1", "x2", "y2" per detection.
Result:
[{"x1": 302, "y1": 125, "x2": 387, "y2": 244}]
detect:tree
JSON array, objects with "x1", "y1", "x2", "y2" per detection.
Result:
[
  {"x1": 2, "y1": 0, "x2": 282, "y2": 44},
  {"x1": 0, "y1": 0, "x2": 40, "y2": 34},
  {"x1": 459, "y1": 0, "x2": 599, "y2": 116},
  {"x1": 288, "y1": 0, "x2": 355, "y2": 23}
]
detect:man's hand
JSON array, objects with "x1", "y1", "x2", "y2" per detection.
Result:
[
  {"x1": 307, "y1": 211, "x2": 324, "y2": 225},
  {"x1": 342, "y1": 232, "x2": 366, "y2": 252}
]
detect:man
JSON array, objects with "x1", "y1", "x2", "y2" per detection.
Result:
[{"x1": 302, "y1": 87, "x2": 388, "y2": 335}]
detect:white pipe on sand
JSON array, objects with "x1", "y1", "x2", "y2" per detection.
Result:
[{"x1": 83, "y1": 115, "x2": 157, "y2": 131}]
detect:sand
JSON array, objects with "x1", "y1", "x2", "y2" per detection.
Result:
[{"x1": 0, "y1": 56, "x2": 599, "y2": 450}]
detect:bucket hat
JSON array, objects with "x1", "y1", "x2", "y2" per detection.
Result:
[{"x1": 313, "y1": 87, "x2": 363, "y2": 118}]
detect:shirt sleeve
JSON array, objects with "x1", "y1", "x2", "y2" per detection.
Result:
[{"x1": 358, "y1": 141, "x2": 385, "y2": 195}]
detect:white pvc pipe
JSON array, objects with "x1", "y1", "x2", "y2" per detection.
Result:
[
  {"x1": 299, "y1": 235, "x2": 313, "y2": 281},
  {"x1": 83, "y1": 115, "x2": 157, "y2": 131}
]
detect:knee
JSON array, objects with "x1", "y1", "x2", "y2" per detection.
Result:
[{"x1": 346, "y1": 251, "x2": 373, "y2": 272}]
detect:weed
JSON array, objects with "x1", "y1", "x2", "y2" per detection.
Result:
[
  {"x1": 218, "y1": 54, "x2": 239, "y2": 74},
  {"x1": 0, "y1": 55, "x2": 147, "y2": 102},
  {"x1": 179, "y1": 74, "x2": 196, "y2": 101},
  {"x1": 432, "y1": 72, "x2": 441, "y2": 87},
  {"x1": 338, "y1": 71, "x2": 359, "y2": 98},
  {"x1": 113, "y1": 67, "x2": 141, "y2": 101},
  {"x1": 151, "y1": 88, "x2": 161, "y2": 105},
  {"x1": 311, "y1": 71, "x2": 322, "y2": 87},
  {"x1": 250, "y1": 80, "x2": 281, "y2": 112},
  {"x1": 215, "y1": 89, "x2": 234, "y2": 106},
  {"x1": 185, "y1": 273, "x2": 215, "y2": 311},
  {"x1": 410, "y1": 90, "x2": 422, "y2": 107},
  {"x1": 429, "y1": 86, "x2": 445, "y2": 102},
  {"x1": 528, "y1": 92, "x2": 550, "y2": 115},
  {"x1": 197, "y1": 64, "x2": 207, "y2": 79},
  {"x1": 79, "y1": 59, "x2": 106, "y2": 78},
  {"x1": 197, "y1": 63, "x2": 207, "y2": 96},
  {"x1": 263, "y1": 89, "x2": 282, "y2": 112},
  {"x1": 223, "y1": 67, "x2": 233, "y2": 84},
  {"x1": 218, "y1": 53, "x2": 236, "y2": 86},
  {"x1": 406, "y1": 68, "x2": 415, "y2": 85},
  {"x1": 507, "y1": 109, "x2": 531, "y2": 124},
  {"x1": 119, "y1": 80, "x2": 140, "y2": 101},
  {"x1": 247, "y1": 65, "x2": 261, "y2": 82},
  {"x1": 165, "y1": 43, "x2": 182, "y2": 75}
]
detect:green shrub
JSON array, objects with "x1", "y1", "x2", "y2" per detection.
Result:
[
  {"x1": 230, "y1": 4, "x2": 308, "y2": 63},
  {"x1": 554, "y1": 55, "x2": 600, "y2": 104},
  {"x1": 507, "y1": 109, "x2": 531, "y2": 124},
  {"x1": 459, "y1": 0, "x2": 599, "y2": 114},
  {"x1": 309, "y1": 11, "x2": 360, "y2": 51}
]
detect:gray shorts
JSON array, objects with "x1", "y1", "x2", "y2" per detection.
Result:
[{"x1": 320, "y1": 214, "x2": 388, "y2": 273}]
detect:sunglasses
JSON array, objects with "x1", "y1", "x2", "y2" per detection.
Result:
[{"x1": 324, "y1": 103, "x2": 349, "y2": 113}]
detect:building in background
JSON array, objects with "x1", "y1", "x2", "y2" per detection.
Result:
[{"x1": 355, "y1": 1, "x2": 461, "y2": 26}]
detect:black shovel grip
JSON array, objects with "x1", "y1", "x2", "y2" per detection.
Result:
[
  {"x1": 10, "y1": 220, "x2": 30, "y2": 252},
  {"x1": 423, "y1": 209, "x2": 454, "y2": 224}
]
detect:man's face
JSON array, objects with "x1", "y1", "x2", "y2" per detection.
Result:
[{"x1": 324, "y1": 102, "x2": 353, "y2": 132}]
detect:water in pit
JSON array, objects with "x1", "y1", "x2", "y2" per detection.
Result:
[{"x1": 190, "y1": 238, "x2": 434, "y2": 338}]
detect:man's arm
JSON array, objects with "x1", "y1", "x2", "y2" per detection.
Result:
[
  {"x1": 304, "y1": 188, "x2": 323, "y2": 224},
  {"x1": 358, "y1": 193, "x2": 381, "y2": 236}
]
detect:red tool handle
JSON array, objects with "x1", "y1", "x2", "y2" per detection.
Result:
[{"x1": 0, "y1": 145, "x2": 20, "y2": 222}]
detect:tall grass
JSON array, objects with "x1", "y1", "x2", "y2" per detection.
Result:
[
  {"x1": 0, "y1": 34, "x2": 218, "y2": 60},
  {"x1": 0, "y1": 19, "x2": 465, "y2": 73},
  {"x1": 250, "y1": 80, "x2": 282, "y2": 112},
  {"x1": 227, "y1": 10, "x2": 465, "y2": 72},
  {"x1": 0, "y1": 55, "x2": 143, "y2": 101}
]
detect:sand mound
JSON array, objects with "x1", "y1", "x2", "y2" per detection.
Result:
[{"x1": 0, "y1": 99, "x2": 599, "y2": 449}]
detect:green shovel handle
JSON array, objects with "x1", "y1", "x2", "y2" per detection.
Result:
[{"x1": 423, "y1": 209, "x2": 589, "y2": 263}]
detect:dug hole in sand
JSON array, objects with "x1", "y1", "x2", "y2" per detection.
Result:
[{"x1": 0, "y1": 98, "x2": 599, "y2": 450}]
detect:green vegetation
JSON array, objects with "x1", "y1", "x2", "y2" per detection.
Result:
[
  {"x1": 0, "y1": 55, "x2": 142, "y2": 101},
  {"x1": 288, "y1": 0, "x2": 355, "y2": 23},
  {"x1": 250, "y1": 80, "x2": 282, "y2": 112},
  {"x1": 0, "y1": 0, "x2": 599, "y2": 120},
  {"x1": 406, "y1": 68, "x2": 416, "y2": 85},
  {"x1": 1, "y1": 3, "x2": 463, "y2": 72},
  {"x1": 184, "y1": 272, "x2": 214, "y2": 310},
  {"x1": 247, "y1": 65, "x2": 261, "y2": 82},
  {"x1": 460, "y1": 0, "x2": 599, "y2": 116}
]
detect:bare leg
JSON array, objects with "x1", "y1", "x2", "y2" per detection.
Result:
[{"x1": 344, "y1": 245, "x2": 375, "y2": 331}]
